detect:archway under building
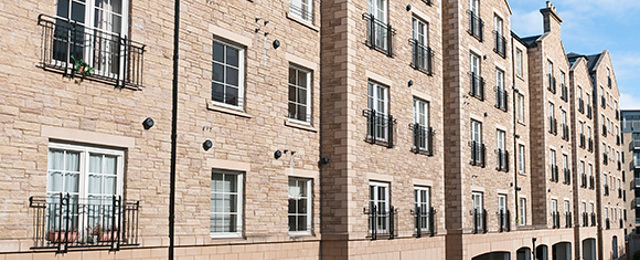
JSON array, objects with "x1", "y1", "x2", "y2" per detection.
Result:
[
  {"x1": 552, "y1": 242, "x2": 571, "y2": 260},
  {"x1": 471, "y1": 251, "x2": 510, "y2": 260},
  {"x1": 517, "y1": 247, "x2": 531, "y2": 260},
  {"x1": 582, "y1": 238, "x2": 596, "y2": 260},
  {"x1": 535, "y1": 245, "x2": 548, "y2": 260}
]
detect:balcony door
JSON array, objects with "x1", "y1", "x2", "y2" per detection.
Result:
[{"x1": 54, "y1": 0, "x2": 129, "y2": 76}]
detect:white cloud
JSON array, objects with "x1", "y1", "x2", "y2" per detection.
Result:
[
  {"x1": 511, "y1": 10, "x2": 542, "y2": 36},
  {"x1": 619, "y1": 93, "x2": 640, "y2": 110}
]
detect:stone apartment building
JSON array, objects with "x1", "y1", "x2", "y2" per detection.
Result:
[
  {"x1": 623, "y1": 110, "x2": 640, "y2": 255},
  {"x1": 0, "y1": 0, "x2": 628, "y2": 260}
]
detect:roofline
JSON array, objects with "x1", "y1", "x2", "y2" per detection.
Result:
[{"x1": 511, "y1": 31, "x2": 527, "y2": 46}]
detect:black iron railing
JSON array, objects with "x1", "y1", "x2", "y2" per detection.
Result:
[
  {"x1": 289, "y1": 3, "x2": 314, "y2": 22},
  {"x1": 29, "y1": 193, "x2": 139, "y2": 253},
  {"x1": 469, "y1": 72, "x2": 485, "y2": 100},
  {"x1": 603, "y1": 153, "x2": 608, "y2": 165},
  {"x1": 470, "y1": 141, "x2": 486, "y2": 167},
  {"x1": 616, "y1": 110, "x2": 620, "y2": 120},
  {"x1": 411, "y1": 206, "x2": 436, "y2": 238},
  {"x1": 363, "y1": 13, "x2": 395, "y2": 57},
  {"x1": 550, "y1": 164, "x2": 559, "y2": 182},
  {"x1": 608, "y1": 76, "x2": 612, "y2": 88},
  {"x1": 409, "y1": 39, "x2": 433, "y2": 74},
  {"x1": 605, "y1": 218, "x2": 610, "y2": 230},
  {"x1": 589, "y1": 176, "x2": 595, "y2": 189},
  {"x1": 494, "y1": 87, "x2": 508, "y2": 112},
  {"x1": 590, "y1": 213, "x2": 596, "y2": 227},
  {"x1": 620, "y1": 219, "x2": 623, "y2": 229},
  {"x1": 410, "y1": 123, "x2": 433, "y2": 156},
  {"x1": 498, "y1": 210, "x2": 510, "y2": 232},
  {"x1": 578, "y1": 98, "x2": 585, "y2": 113},
  {"x1": 633, "y1": 140, "x2": 640, "y2": 150},
  {"x1": 472, "y1": 209, "x2": 487, "y2": 234},
  {"x1": 617, "y1": 135, "x2": 621, "y2": 146},
  {"x1": 363, "y1": 109, "x2": 395, "y2": 148},
  {"x1": 37, "y1": 14, "x2": 145, "y2": 89},
  {"x1": 588, "y1": 138, "x2": 594, "y2": 152},
  {"x1": 493, "y1": 31, "x2": 506, "y2": 58},
  {"x1": 604, "y1": 185, "x2": 609, "y2": 196},
  {"x1": 549, "y1": 117, "x2": 557, "y2": 135},
  {"x1": 496, "y1": 149, "x2": 509, "y2": 172},
  {"x1": 467, "y1": 10, "x2": 483, "y2": 41},
  {"x1": 364, "y1": 205, "x2": 396, "y2": 240},
  {"x1": 603, "y1": 125, "x2": 608, "y2": 137},
  {"x1": 580, "y1": 134, "x2": 586, "y2": 148},
  {"x1": 547, "y1": 74, "x2": 556, "y2": 94},
  {"x1": 552, "y1": 212, "x2": 560, "y2": 229},
  {"x1": 581, "y1": 173, "x2": 587, "y2": 188},
  {"x1": 587, "y1": 105, "x2": 593, "y2": 119},
  {"x1": 582, "y1": 212, "x2": 588, "y2": 227},
  {"x1": 562, "y1": 124, "x2": 570, "y2": 141},
  {"x1": 565, "y1": 212, "x2": 572, "y2": 228},
  {"x1": 563, "y1": 168, "x2": 571, "y2": 185},
  {"x1": 560, "y1": 84, "x2": 568, "y2": 101},
  {"x1": 618, "y1": 160, "x2": 622, "y2": 171},
  {"x1": 618, "y1": 188, "x2": 622, "y2": 198},
  {"x1": 601, "y1": 95, "x2": 606, "y2": 108}
]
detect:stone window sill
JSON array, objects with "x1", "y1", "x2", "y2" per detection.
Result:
[
  {"x1": 286, "y1": 12, "x2": 319, "y2": 32},
  {"x1": 207, "y1": 102, "x2": 252, "y2": 118},
  {"x1": 285, "y1": 119, "x2": 317, "y2": 132}
]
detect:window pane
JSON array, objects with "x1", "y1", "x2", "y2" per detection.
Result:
[
  {"x1": 48, "y1": 172, "x2": 64, "y2": 192},
  {"x1": 212, "y1": 83, "x2": 224, "y2": 102},
  {"x1": 64, "y1": 173, "x2": 79, "y2": 193},
  {"x1": 226, "y1": 87, "x2": 238, "y2": 105},
  {"x1": 49, "y1": 150, "x2": 64, "y2": 170},
  {"x1": 212, "y1": 63, "x2": 224, "y2": 82},
  {"x1": 213, "y1": 42, "x2": 224, "y2": 62},
  {"x1": 226, "y1": 67, "x2": 239, "y2": 86},
  {"x1": 226, "y1": 47, "x2": 239, "y2": 67}
]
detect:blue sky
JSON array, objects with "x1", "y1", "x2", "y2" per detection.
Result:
[{"x1": 509, "y1": 0, "x2": 640, "y2": 109}]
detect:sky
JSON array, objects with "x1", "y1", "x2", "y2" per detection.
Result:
[{"x1": 508, "y1": 0, "x2": 640, "y2": 109}]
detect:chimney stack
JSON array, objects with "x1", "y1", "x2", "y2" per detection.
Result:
[{"x1": 541, "y1": 1, "x2": 563, "y2": 33}]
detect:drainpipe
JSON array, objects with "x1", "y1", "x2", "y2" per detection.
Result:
[
  {"x1": 169, "y1": 0, "x2": 180, "y2": 259},
  {"x1": 511, "y1": 34, "x2": 519, "y2": 225}
]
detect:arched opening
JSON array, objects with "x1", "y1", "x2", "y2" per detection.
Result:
[
  {"x1": 535, "y1": 245, "x2": 548, "y2": 260},
  {"x1": 517, "y1": 247, "x2": 532, "y2": 260},
  {"x1": 612, "y1": 236, "x2": 619, "y2": 259},
  {"x1": 471, "y1": 251, "x2": 511, "y2": 260},
  {"x1": 582, "y1": 238, "x2": 596, "y2": 260},
  {"x1": 552, "y1": 242, "x2": 571, "y2": 260}
]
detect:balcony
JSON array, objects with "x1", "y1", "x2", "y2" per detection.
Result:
[
  {"x1": 562, "y1": 168, "x2": 571, "y2": 185},
  {"x1": 364, "y1": 109, "x2": 396, "y2": 148},
  {"x1": 496, "y1": 149, "x2": 509, "y2": 172},
  {"x1": 620, "y1": 219, "x2": 624, "y2": 229},
  {"x1": 580, "y1": 173, "x2": 587, "y2": 188},
  {"x1": 549, "y1": 117, "x2": 558, "y2": 135},
  {"x1": 363, "y1": 13, "x2": 395, "y2": 57},
  {"x1": 603, "y1": 153, "x2": 608, "y2": 165},
  {"x1": 493, "y1": 31, "x2": 506, "y2": 58},
  {"x1": 601, "y1": 95, "x2": 606, "y2": 108},
  {"x1": 409, "y1": 39, "x2": 433, "y2": 75},
  {"x1": 590, "y1": 212, "x2": 596, "y2": 227},
  {"x1": 37, "y1": 14, "x2": 145, "y2": 89},
  {"x1": 588, "y1": 138, "x2": 594, "y2": 152},
  {"x1": 411, "y1": 206, "x2": 436, "y2": 238},
  {"x1": 608, "y1": 76, "x2": 612, "y2": 88},
  {"x1": 467, "y1": 10, "x2": 483, "y2": 41},
  {"x1": 28, "y1": 194, "x2": 139, "y2": 253},
  {"x1": 494, "y1": 87, "x2": 508, "y2": 112},
  {"x1": 602, "y1": 125, "x2": 607, "y2": 137},
  {"x1": 410, "y1": 123, "x2": 434, "y2": 156},
  {"x1": 618, "y1": 188, "x2": 622, "y2": 199},
  {"x1": 616, "y1": 110, "x2": 620, "y2": 120},
  {"x1": 604, "y1": 184, "x2": 609, "y2": 196},
  {"x1": 550, "y1": 164, "x2": 559, "y2": 183},
  {"x1": 617, "y1": 135, "x2": 621, "y2": 145},
  {"x1": 364, "y1": 204, "x2": 396, "y2": 240},
  {"x1": 565, "y1": 212, "x2": 572, "y2": 228},
  {"x1": 547, "y1": 74, "x2": 556, "y2": 94},
  {"x1": 587, "y1": 105, "x2": 593, "y2": 119},
  {"x1": 470, "y1": 141, "x2": 486, "y2": 167},
  {"x1": 605, "y1": 218, "x2": 610, "y2": 230},
  {"x1": 498, "y1": 210, "x2": 510, "y2": 232},
  {"x1": 469, "y1": 72, "x2": 485, "y2": 100},
  {"x1": 589, "y1": 176, "x2": 595, "y2": 189},
  {"x1": 635, "y1": 178, "x2": 640, "y2": 189},
  {"x1": 578, "y1": 98, "x2": 585, "y2": 113},
  {"x1": 552, "y1": 212, "x2": 560, "y2": 229},
  {"x1": 560, "y1": 84, "x2": 568, "y2": 102},
  {"x1": 579, "y1": 134, "x2": 586, "y2": 149},
  {"x1": 582, "y1": 212, "x2": 588, "y2": 227},
  {"x1": 561, "y1": 124, "x2": 570, "y2": 141},
  {"x1": 618, "y1": 161, "x2": 622, "y2": 171},
  {"x1": 472, "y1": 208, "x2": 487, "y2": 234}
]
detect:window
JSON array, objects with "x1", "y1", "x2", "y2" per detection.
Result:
[
  {"x1": 495, "y1": 69, "x2": 506, "y2": 110},
  {"x1": 471, "y1": 119, "x2": 483, "y2": 165},
  {"x1": 551, "y1": 199, "x2": 557, "y2": 214},
  {"x1": 289, "y1": 178, "x2": 312, "y2": 233},
  {"x1": 498, "y1": 194, "x2": 507, "y2": 229},
  {"x1": 289, "y1": 0, "x2": 313, "y2": 22},
  {"x1": 369, "y1": 181, "x2": 390, "y2": 233},
  {"x1": 367, "y1": 81, "x2": 389, "y2": 142},
  {"x1": 47, "y1": 142, "x2": 124, "y2": 204},
  {"x1": 549, "y1": 102, "x2": 555, "y2": 119},
  {"x1": 288, "y1": 65, "x2": 312, "y2": 123},
  {"x1": 517, "y1": 94, "x2": 525, "y2": 123},
  {"x1": 472, "y1": 191, "x2": 484, "y2": 232},
  {"x1": 52, "y1": 0, "x2": 130, "y2": 76},
  {"x1": 493, "y1": 15, "x2": 505, "y2": 57},
  {"x1": 414, "y1": 186, "x2": 431, "y2": 231},
  {"x1": 519, "y1": 198, "x2": 526, "y2": 226},
  {"x1": 515, "y1": 49, "x2": 523, "y2": 77},
  {"x1": 547, "y1": 60, "x2": 554, "y2": 92},
  {"x1": 212, "y1": 39, "x2": 245, "y2": 108},
  {"x1": 210, "y1": 170, "x2": 243, "y2": 237},
  {"x1": 518, "y1": 144, "x2": 525, "y2": 173},
  {"x1": 469, "y1": 52, "x2": 483, "y2": 99},
  {"x1": 413, "y1": 98, "x2": 430, "y2": 152},
  {"x1": 366, "y1": 0, "x2": 389, "y2": 52},
  {"x1": 564, "y1": 200, "x2": 569, "y2": 214},
  {"x1": 468, "y1": 0, "x2": 481, "y2": 39},
  {"x1": 580, "y1": 160, "x2": 585, "y2": 185},
  {"x1": 496, "y1": 129, "x2": 507, "y2": 171},
  {"x1": 550, "y1": 149, "x2": 556, "y2": 181},
  {"x1": 411, "y1": 16, "x2": 431, "y2": 72}
]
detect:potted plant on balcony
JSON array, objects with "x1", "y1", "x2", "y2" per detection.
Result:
[
  {"x1": 92, "y1": 224, "x2": 119, "y2": 242},
  {"x1": 47, "y1": 229, "x2": 78, "y2": 243},
  {"x1": 70, "y1": 55, "x2": 94, "y2": 77}
]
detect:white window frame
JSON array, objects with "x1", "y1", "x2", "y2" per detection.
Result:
[
  {"x1": 288, "y1": 65, "x2": 312, "y2": 124},
  {"x1": 519, "y1": 198, "x2": 526, "y2": 226},
  {"x1": 515, "y1": 48, "x2": 523, "y2": 77},
  {"x1": 517, "y1": 93, "x2": 525, "y2": 123},
  {"x1": 210, "y1": 170, "x2": 244, "y2": 238},
  {"x1": 369, "y1": 181, "x2": 390, "y2": 233},
  {"x1": 496, "y1": 129, "x2": 505, "y2": 151},
  {"x1": 469, "y1": 0, "x2": 479, "y2": 14},
  {"x1": 494, "y1": 15, "x2": 503, "y2": 36},
  {"x1": 212, "y1": 38, "x2": 246, "y2": 110},
  {"x1": 288, "y1": 177, "x2": 312, "y2": 235},
  {"x1": 289, "y1": 0, "x2": 313, "y2": 23},
  {"x1": 470, "y1": 53, "x2": 481, "y2": 94},
  {"x1": 414, "y1": 186, "x2": 431, "y2": 231},
  {"x1": 413, "y1": 98, "x2": 430, "y2": 151},
  {"x1": 471, "y1": 120, "x2": 482, "y2": 144},
  {"x1": 367, "y1": 81, "x2": 389, "y2": 142},
  {"x1": 368, "y1": 0, "x2": 388, "y2": 22},
  {"x1": 518, "y1": 144, "x2": 526, "y2": 173},
  {"x1": 498, "y1": 194, "x2": 507, "y2": 226},
  {"x1": 412, "y1": 16, "x2": 429, "y2": 48}
]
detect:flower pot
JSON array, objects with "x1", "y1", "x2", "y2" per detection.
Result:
[
  {"x1": 98, "y1": 230, "x2": 118, "y2": 242},
  {"x1": 47, "y1": 231, "x2": 78, "y2": 243}
]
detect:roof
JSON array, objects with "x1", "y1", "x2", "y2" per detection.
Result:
[
  {"x1": 520, "y1": 35, "x2": 542, "y2": 47},
  {"x1": 565, "y1": 52, "x2": 602, "y2": 72}
]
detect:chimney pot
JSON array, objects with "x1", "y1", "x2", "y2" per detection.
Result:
[{"x1": 546, "y1": 1, "x2": 551, "y2": 8}]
